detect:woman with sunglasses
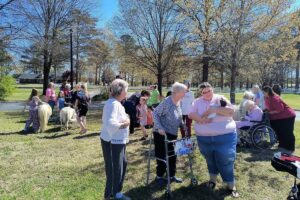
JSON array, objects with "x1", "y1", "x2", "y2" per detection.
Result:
[{"x1": 189, "y1": 82, "x2": 239, "y2": 198}]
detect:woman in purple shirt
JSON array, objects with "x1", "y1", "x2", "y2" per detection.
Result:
[{"x1": 189, "y1": 82, "x2": 239, "y2": 198}]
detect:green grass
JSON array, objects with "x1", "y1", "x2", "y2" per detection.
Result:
[{"x1": 1, "y1": 109, "x2": 300, "y2": 199}]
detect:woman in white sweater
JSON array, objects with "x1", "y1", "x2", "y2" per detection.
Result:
[{"x1": 100, "y1": 79, "x2": 131, "y2": 200}]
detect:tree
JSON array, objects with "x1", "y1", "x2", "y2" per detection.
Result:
[
  {"x1": 173, "y1": 0, "x2": 226, "y2": 82},
  {"x1": 71, "y1": 9, "x2": 98, "y2": 83},
  {"x1": 116, "y1": 0, "x2": 187, "y2": 94},
  {"x1": 215, "y1": 0, "x2": 291, "y2": 103},
  {"x1": 15, "y1": 0, "x2": 87, "y2": 94}
]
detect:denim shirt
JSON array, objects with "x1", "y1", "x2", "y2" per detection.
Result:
[{"x1": 153, "y1": 97, "x2": 183, "y2": 135}]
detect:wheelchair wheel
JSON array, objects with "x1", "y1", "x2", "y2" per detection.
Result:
[{"x1": 251, "y1": 125, "x2": 276, "y2": 149}]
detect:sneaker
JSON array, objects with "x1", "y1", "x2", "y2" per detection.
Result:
[
  {"x1": 115, "y1": 193, "x2": 131, "y2": 200},
  {"x1": 170, "y1": 176, "x2": 183, "y2": 183}
]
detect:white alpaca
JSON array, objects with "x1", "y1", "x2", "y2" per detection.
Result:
[
  {"x1": 38, "y1": 103, "x2": 52, "y2": 133},
  {"x1": 60, "y1": 107, "x2": 77, "y2": 130}
]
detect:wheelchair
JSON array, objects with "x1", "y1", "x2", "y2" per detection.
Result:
[{"x1": 238, "y1": 112, "x2": 277, "y2": 149}]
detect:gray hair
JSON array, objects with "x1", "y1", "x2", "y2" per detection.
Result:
[
  {"x1": 243, "y1": 91, "x2": 254, "y2": 100},
  {"x1": 109, "y1": 79, "x2": 129, "y2": 97},
  {"x1": 171, "y1": 82, "x2": 187, "y2": 94}
]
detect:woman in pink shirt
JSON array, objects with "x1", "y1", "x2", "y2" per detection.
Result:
[
  {"x1": 45, "y1": 82, "x2": 57, "y2": 111},
  {"x1": 263, "y1": 86, "x2": 295, "y2": 154},
  {"x1": 189, "y1": 82, "x2": 238, "y2": 198}
]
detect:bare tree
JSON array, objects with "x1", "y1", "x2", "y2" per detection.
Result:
[{"x1": 116, "y1": 0, "x2": 187, "y2": 94}]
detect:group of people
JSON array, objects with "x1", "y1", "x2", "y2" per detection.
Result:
[
  {"x1": 100, "y1": 79, "x2": 296, "y2": 200},
  {"x1": 23, "y1": 81, "x2": 91, "y2": 134}
]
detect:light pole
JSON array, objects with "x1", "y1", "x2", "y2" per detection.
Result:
[{"x1": 70, "y1": 28, "x2": 74, "y2": 89}]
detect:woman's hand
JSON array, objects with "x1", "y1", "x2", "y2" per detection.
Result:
[
  {"x1": 202, "y1": 108, "x2": 216, "y2": 118},
  {"x1": 158, "y1": 129, "x2": 166, "y2": 136},
  {"x1": 120, "y1": 118, "x2": 130, "y2": 129}
]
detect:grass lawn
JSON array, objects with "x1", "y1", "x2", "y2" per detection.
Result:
[{"x1": 1, "y1": 108, "x2": 300, "y2": 199}]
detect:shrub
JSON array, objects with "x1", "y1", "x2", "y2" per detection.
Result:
[{"x1": 0, "y1": 75, "x2": 16, "y2": 100}]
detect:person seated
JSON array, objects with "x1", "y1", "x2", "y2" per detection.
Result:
[
  {"x1": 233, "y1": 91, "x2": 254, "y2": 120},
  {"x1": 236, "y1": 100, "x2": 263, "y2": 130}
]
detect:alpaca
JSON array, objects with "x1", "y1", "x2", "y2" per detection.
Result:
[
  {"x1": 60, "y1": 107, "x2": 77, "y2": 130},
  {"x1": 38, "y1": 103, "x2": 52, "y2": 132}
]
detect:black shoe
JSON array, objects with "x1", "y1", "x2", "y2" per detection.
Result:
[{"x1": 170, "y1": 176, "x2": 183, "y2": 183}]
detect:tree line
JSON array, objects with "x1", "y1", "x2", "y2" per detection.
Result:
[{"x1": 0, "y1": 0, "x2": 300, "y2": 103}]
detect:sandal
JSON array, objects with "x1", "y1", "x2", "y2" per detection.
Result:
[
  {"x1": 227, "y1": 188, "x2": 239, "y2": 198},
  {"x1": 205, "y1": 181, "x2": 216, "y2": 190}
]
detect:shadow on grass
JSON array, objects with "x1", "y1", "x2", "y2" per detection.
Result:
[
  {"x1": 0, "y1": 130, "x2": 24, "y2": 135},
  {"x1": 38, "y1": 132, "x2": 71, "y2": 139},
  {"x1": 238, "y1": 147, "x2": 277, "y2": 162},
  {"x1": 73, "y1": 132, "x2": 99, "y2": 139},
  {"x1": 125, "y1": 181, "x2": 230, "y2": 200}
]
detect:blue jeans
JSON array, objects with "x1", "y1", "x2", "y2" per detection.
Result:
[
  {"x1": 197, "y1": 132, "x2": 237, "y2": 184},
  {"x1": 48, "y1": 100, "x2": 55, "y2": 111}
]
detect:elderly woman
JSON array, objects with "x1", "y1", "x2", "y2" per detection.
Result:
[
  {"x1": 100, "y1": 79, "x2": 131, "y2": 200},
  {"x1": 189, "y1": 82, "x2": 239, "y2": 198},
  {"x1": 252, "y1": 85, "x2": 265, "y2": 109},
  {"x1": 153, "y1": 82, "x2": 187, "y2": 185},
  {"x1": 263, "y1": 86, "x2": 295, "y2": 154},
  {"x1": 233, "y1": 91, "x2": 254, "y2": 121}
]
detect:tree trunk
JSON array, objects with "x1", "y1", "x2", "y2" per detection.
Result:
[
  {"x1": 296, "y1": 62, "x2": 299, "y2": 90},
  {"x1": 157, "y1": 71, "x2": 163, "y2": 96},
  {"x1": 202, "y1": 42, "x2": 209, "y2": 82},
  {"x1": 220, "y1": 65, "x2": 224, "y2": 90},
  {"x1": 95, "y1": 65, "x2": 98, "y2": 85},
  {"x1": 43, "y1": 52, "x2": 51, "y2": 95},
  {"x1": 230, "y1": 52, "x2": 238, "y2": 104}
]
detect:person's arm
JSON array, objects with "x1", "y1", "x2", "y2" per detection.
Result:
[
  {"x1": 188, "y1": 99, "x2": 212, "y2": 124},
  {"x1": 269, "y1": 96, "x2": 285, "y2": 114},
  {"x1": 107, "y1": 103, "x2": 129, "y2": 133},
  {"x1": 153, "y1": 100, "x2": 167, "y2": 135},
  {"x1": 203, "y1": 96, "x2": 234, "y2": 117},
  {"x1": 74, "y1": 99, "x2": 78, "y2": 110}
]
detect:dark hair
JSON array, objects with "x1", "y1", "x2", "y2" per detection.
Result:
[
  {"x1": 153, "y1": 85, "x2": 157, "y2": 89},
  {"x1": 262, "y1": 86, "x2": 275, "y2": 96},
  {"x1": 199, "y1": 82, "x2": 212, "y2": 93},
  {"x1": 166, "y1": 91, "x2": 172, "y2": 97},
  {"x1": 28, "y1": 88, "x2": 38, "y2": 100},
  {"x1": 272, "y1": 84, "x2": 282, "y2": 96},
  {"x1": 141, "y1": 90, "x2": 150, "y2": 97},
  {"x1": 115, "y1": 75, "x2": 122, "y2": 79}
]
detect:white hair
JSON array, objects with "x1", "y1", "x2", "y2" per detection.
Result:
[
  {"x1": 109, "y1": 79, "x2": 129, "y2": 97},
  {"x1": 171, "y1": 82, "x2": 187, "y2": 94},
  {"x1": 243, "y1": 91, "x2": 254, "y2": 100},
  {"x1": 243, "y1": 100, "x2": 255, "y2": 109}
]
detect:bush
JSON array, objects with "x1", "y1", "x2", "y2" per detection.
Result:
[
  {"x1": 0, "y1": 75, "x2": 16, "y2": 100},
  {"x1": 91, "y1": 91, "x2": 109, "y2": 101}
]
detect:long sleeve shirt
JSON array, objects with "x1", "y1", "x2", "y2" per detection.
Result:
[
  {"x1": 153, "y1": 97, "x2": 183, "y2": 135},
  {"x1": 264, "y1": 95, "x2": 295, "y2": 120},
  {"x1": 100, "y1": 98, "x2": 129, "y2": 144}
]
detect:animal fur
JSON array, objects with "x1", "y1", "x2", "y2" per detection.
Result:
[
  {"x1": 60, "y1": 107, "x2": 77, "y2": 130},
  {"x1": 38, "y1": 103, "x2": 52, "y2": 132}
]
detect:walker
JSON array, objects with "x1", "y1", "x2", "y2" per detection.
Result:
[{"x1": 146, "y1": 127, "x2": 198, "y2": 199}]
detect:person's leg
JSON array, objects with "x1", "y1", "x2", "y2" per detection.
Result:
[
  {"x1": 129, "y1": 114, "x2": 135, "y2": 134},
  {"x1": 278, "y1": 117, "x2": 295, "y2": 152},
  {"x1": 167, "y1": 133, "x2": 178, "y2": 177},
  {"x1": 111, "y1": 143, "x2": 126, "y2": 197},
  {"x1": 101, "y1": 139, "x2": 113, "y2": 199},
  {"x1": 32, "y1": 110, "x2": 40, "y2": 132},
  {"x1": 24, "y1": 111, "x2": 34, "y2": 132},
  {"x1": 270, "y1": 119, "x2": 284, "y2": 149},
  {"x1": 197, "y1": 136, "x2": 219, "y2": 183},
  {"x1": 77, "y1": 114, "x2": 85, "y2": 132},
  {"x1": 180, "y1": 115, "x2": 187, "y2": 138},
  {"x1": 141, "y1": 126, "x2": 147, "y2": 137},
  {"x1": 153, "y1": 132, "x2": 166, "y2": 177},
  {"x1": 118, "y1": 145, "x2": 127, "y2": 193},
  {"x1": 186, "y1": 116, "x2": 192, "y2": 137},
  {"x1": 214, "y1": 133, "x2": 237, "y2": 189}
]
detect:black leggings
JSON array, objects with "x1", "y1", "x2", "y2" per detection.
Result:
[{"x1": 270, "y1": 117, "x2": 295, "y2": 151}]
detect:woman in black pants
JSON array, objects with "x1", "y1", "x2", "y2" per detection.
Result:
[
  {"x1": 263, "y1": 86, "x2": 296, "y2": 154},
  {"x1": 152, "y1": 82, "x2": 187, "y2": 185}
]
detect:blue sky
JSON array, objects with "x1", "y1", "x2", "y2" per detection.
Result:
[{"x1": 95, "y1": 0, "x2": 300, "y2": 28}]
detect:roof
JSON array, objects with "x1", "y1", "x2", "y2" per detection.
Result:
[{"x1": 18, "y1": 73, "x2": 42, "y2": 79}]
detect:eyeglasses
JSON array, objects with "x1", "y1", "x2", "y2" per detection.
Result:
[{"x1": 201, "y1": 89, "x2": 212, "y2": 95}]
